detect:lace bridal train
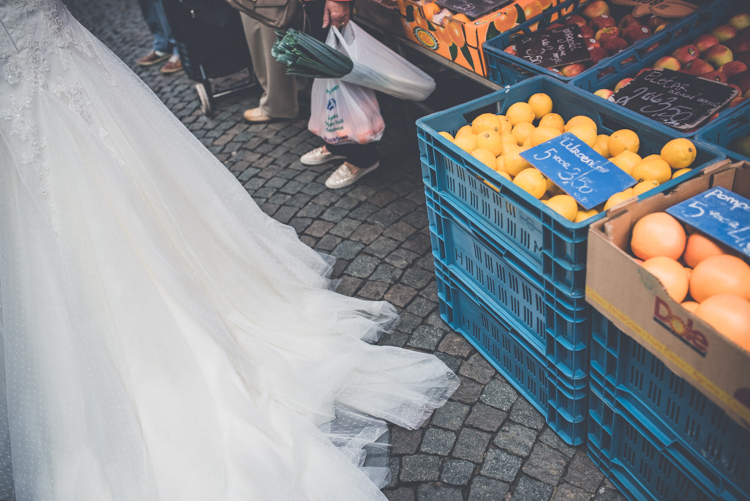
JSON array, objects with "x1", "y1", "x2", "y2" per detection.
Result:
[{"x1": 0, "y1": 2, "x2": 458, "y2": 499}]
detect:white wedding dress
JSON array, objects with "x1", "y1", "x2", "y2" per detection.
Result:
[{"x1": 0, "y1": 1, "x2": 458, "y2": 500}]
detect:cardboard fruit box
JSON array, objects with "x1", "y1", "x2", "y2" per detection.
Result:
[
  {"x1": 396, "y1": 0, "x2": 584, "y2": 77},
  {"x1": 586, "y1": 159, "x2": 750, "y2": 428}
]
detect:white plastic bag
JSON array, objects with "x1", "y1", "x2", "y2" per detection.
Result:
[{"x1": 332, "y1": 22, "x2": 436, "y2": 102}]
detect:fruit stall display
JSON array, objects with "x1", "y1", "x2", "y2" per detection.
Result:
[
  {"x1": 396, "y1": 0, "x2": 586, "y2": 77},
  {"x1": 585, "y1": 161, "x2": 750, "y2": 501},
  {"x1": 416, "y1": 75, "x2": 724, "y2": 446},
  {"x1": 482, "y1": 0, "x2": 687, "y2": 86},
  {"x1": 698, "y1": 95, "x2": 750, "y2": 162},
  {"x1": 570, "y1": 0, "x2": 750, "y2": 136}
]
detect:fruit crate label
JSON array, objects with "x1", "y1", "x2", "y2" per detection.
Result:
[
  {"x1": 435, "y1": 0, "x2": 512, "y2": 20},
  {"x1": 610, "y1": 69, "x2": 738, "y2": 131},
  {"x1": 667, "y1": 187, "x2": 750, "y2": 258},
  {"x1": 515, "y1": 25, "x2": 592, "y2": 69},
  {"x1": 521, "y1": 132, "x2": 636, "y2": 210}
]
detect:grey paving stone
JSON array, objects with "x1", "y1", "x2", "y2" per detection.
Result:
[
  {"x1": 400, "y1": 268, "x2": 434, "y2": 290},
  {"x1": 399, "y1": 455, "x2": 441, "y2": 482},
  {"x1": 385, "y1": 488, "x2": 415, "y2": 501},
  {"x1": 407, "y1": 325, "x2": 445, "y2": 351},
  {"x1": 402, "y1": 209, "x2": 430, "y2": 228},
  {"x1": 401, "y1": 233, "x2": 432, "y2": 254},
  {"x1": 395, "y1": 311, "x2": 422, "y2": 334},
  {"x1": 468, "y1": 476, "x2": 511, "y2": 501},
  {"x1": 512, "y1": 476, "x2": 554, "y2": 501},
  {"x1": 349, "y1": 223, "x2": 384, "y2": 244},
  {"x1": 378, "y1": 331, "x2": 409, "y2": 348},
  {"x1": 349, "y1": 202, "x2": 379, "y2": 220},
  {"x1": 345, "y1": 255, "x2": 380, "y2": 278},
  {"x1": 383, "y1": 221, "x2": 417, "y2": 241},
  {"x1": 565, "y1": 450, "x2": 605, "y2": 493},
  {"x1": 553, "y1": 483, "x2": 593, "y2": 501},
  {"x1": 480, "y1": 448, "x2": 523, "y2": 482},
  {"x1": 366, "y1": 237, "x2": 400, "y2": 259},
  {"x1": 539, "y1": 428, "x2": 577, "y2": 459},
  {"x1": 297, "y1": 203, "x2": 324, "y2": 218},
  {"x1": 493, "y1": 423, "x2": 538, "y2": 457},
  {"x1": 369, "y1": 190, "x2": 399, "y2": 207},
  {"x1": 334, "y1": 196, "x2": 359, "y2": 210},
  {"x1": 358, "y1": 281, "x2": 390, "y2": 300},
  {"x1": 406, "y1": 297, "x2": 436, "y2": 317},
  {"x1": 329, "y1": 218, "x2": 361, "y2": 238},
  {"x1": 416, "y1": 485, "x2": 463, "y2": 501},
  {"x1": 391, "y1": 428, "x2": 422, "y2": 455},
  {"x1": 465, "y1": 403, "x2": 507, "y2": 433},
  {"x1": 523, "y1": 443, "x2": 569, "y2": 485},
  {"x1": 435, "y1": 352, "x2": 461, "y2": 373},
  {"x1": 459, "y1": 354, "x2": 496, "y2": 384},
  {"x1": 431, "y1": 401, "x2": 470, "y2": 431},
  {"x1": 370, "y1": 263, "x2": 404, "y2": 284},
  {"x1": 441, "y1": 460, "x2": 475, "y2": 486},
  {"x1": 384, "y1": 284, "x2": 418, "y2": 308},
  {"x1": 480, "y1": 380, "x2": 518, "y2": 411},
  {"x1": 452, "y1": 428, "x2": 491, "y2": 463},
  {"x1": 386, "y1": 457, "x2": 400, "y2": 489},
  {"x1": 420, "y1": 427, "x2": 456, "y2": 456},
  {"x1": 451, "y1": 376, "x2": 484, "y2": 405},
  {"x1": 348, "y1": 185, "x2": 377, "y2": 201},
  {"x1": 593, "y1": 485, "x2": 627, "y2": 501},
  {"x1": 368, "y1": 209, "x2": 401, "y2": 227},
  {"x1": 385, "y1": 248, "x2": 420, "y2": 269},
  {"x1": 438, "y1": 333, "x2": 473, "y2": 358},
  {"x1": 335, "y1": 276, "x2": 361, "y2": 297},
  {"x1": 509, "y1": 398, "x2": 545, "y2": 430},
  {"x1": 315, "y1": 234, "x2": 341, "y2": 252},
  {"x1": 331, "y1": 240, "x2": 365, "y2": 260},
  {"x1": 321, "y1": 206, "x2": 350, "y2": 223}
]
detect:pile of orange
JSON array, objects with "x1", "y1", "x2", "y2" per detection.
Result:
[{"x1": 629, "y1": 212, "x2": 750, "y2": 351}]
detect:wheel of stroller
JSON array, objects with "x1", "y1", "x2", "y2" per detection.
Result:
[{"x1": 195, "y1": 83, "x2": 211, "y2": 115}]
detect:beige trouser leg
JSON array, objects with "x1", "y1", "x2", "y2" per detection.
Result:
[{"x1": 241, "y1": 14, "x2": 299, "y2": 119}]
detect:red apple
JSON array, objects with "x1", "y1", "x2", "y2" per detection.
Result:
[
  {"x1": 591, "y1": 15, "x2": 617, "y2": 31},
  {"x1": 624, "y1": 25, "x2": 651, "y2": 44},
  {"x1": 704, "y1": 45, "x2": 734, "y2": 68},
  {"x1": 728, "y1": 83, "x2": 742, "y2": 93},
  {"x1": 728, "y1": 96, "x2": 746, "y2": 107},
  {"x1": 726, "y1": 36, "x2": 750, "y2": 55},
  {"x1": 671, "y1": 44, "x2": 700, "y2": 65},
  {"x1": 654, "y1": 56, "x2": 681, "y2": 71},
  {"x1": 643, "y1": 42, "x2": 660, "y2": 54},
  {"x1": 731, "y1": 69, "x2": 750, "y2": 94},
  {"x1": 719, "y1": 60, "x2": 748, "y2": 78},
  {"x1": 564, "y1": 15, "x2": 587, "y2": 28},
  {"x1": 614, "y1": 78, "x2": 633, "y2": 92},
  {"x1": 736, "y1": 50, "x2": 750, "y2": 66},
  {"x1": 585, "y1": 38, "x2": 601, "y2": 48},
  {"x1": 683, "y1": 58, "x2": 714, "y2": 76},
  {"x1": 700, "y1": 70, "x2": 728, "y2": 83},
  {"x1": 622, "y1": 56, "x2": 636, "y2": 65},
  {"x1": 546, "y1": 23, "x2": 565, "y2": 30},
  {"x1": 561, "y1": 63, "x2": 587, "y2": 77},
  {"x1": 712, "y1": 24, "x2": 738, "y2": 43},
  {"x1": 582, "y1": 0, "x2": 610, "y2": 20},
  {"x1": 693, "y1": 34, "x2": 719, "y2": 53},
  {"x1": 602, "y1": 37, "x2": 629, "y2": 54},
  {"x1": 619, "y1": 15, "x2": 640, "y2": 30},
  {"x1": 579, "y1": 25, "x2": 595, "y2": 39},
  {"x1": 729, "y1": 13, "x2": 750, "y2": 31},
  {"x1": 596, "y1": 27, "x2": 622, "y2": 43},
  {"x1": 645, "y1": 15, "x2": 666, "y2": 31},
  {"x1": 505, "y1": 45, "x2": 517, "y2": 55},
  {"x1": 588, "y1": 47, "x2": 608, "y2": 62},
  {"x1": 594, "y1": 88, "x2": 614, "y2": 99},
  {"x1": 636, "y1": 67, "x2": 653, "y2": 77}
]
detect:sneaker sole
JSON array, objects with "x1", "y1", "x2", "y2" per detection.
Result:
[
  {"x1": 325, "y1": 162, "x2": 380, "y2": 189},
  {"x1": 160, "y1": 67, "x2": 184, "y2": 74},
  {"x1": 300, "y1": 154, "x2": 346, "y2": 166},
  {"x1": 137, "y1": 56, "x2": 170, "y2": 66}
]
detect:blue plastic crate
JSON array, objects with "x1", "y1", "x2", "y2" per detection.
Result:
[
  {"x1": 589, "y1": 309, "x2": 750, "y2": 501},
  {"x1": 482, "y1": 0, "x2": 709, "y2": 87},
  {"x1": 697, "y1": 102, "x2": 750, "y2": 163},
  {"x1": 426, "y1": 187, "x2": 589, "y2": 380},
  {"x1": 569, "y1": 0, "x2": 749, "y2": 138},
  {"x1": 417, "y1": 76, "x2": 725, "y2": 297},
  {"x1": 435, "y1": 266, "x2": 587, "y2": 445}
]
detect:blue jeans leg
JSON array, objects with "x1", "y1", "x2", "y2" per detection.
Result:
[{"x1": 138, "y1": 0, "x2": 176, "y2": 54}]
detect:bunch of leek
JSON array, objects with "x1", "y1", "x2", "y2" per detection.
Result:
[{"x1": 272, "y1": 29, "x2": 353, "y2": 79}]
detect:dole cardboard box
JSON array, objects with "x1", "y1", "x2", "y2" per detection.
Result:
[
  {"x1": 396, "y1": 0, "x2": 580, "y2": 77},
  {"x1": 586, "y1": 160, "x2": 750, "y2": 428}
]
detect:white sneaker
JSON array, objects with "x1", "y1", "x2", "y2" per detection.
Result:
[
  {"x1": 300, "y1": 146, "x2": 346, "y2": 166},
  {"x1": 325, "y1": 162, "x2": 380, "y2": 189}
]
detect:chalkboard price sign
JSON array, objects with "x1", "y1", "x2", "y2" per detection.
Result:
[
  {"x1": 520, "y1": 132, "x2": 636, "y2": 210},
  {"x1": 435, "y1": 0, "x2": 512, "y2": 19},
  {"x1": 610, "y1": 69, "x2": 739, "y2": 131},
  {"x1": 667, "y1": 187, "x2": 750, "y2": 258},
  {"x1": 515, "y1": 25, "x2": 591, "y2": 69}
]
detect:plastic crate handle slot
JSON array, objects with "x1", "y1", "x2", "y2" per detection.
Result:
[{"x1": 727, "y1": 114, "x2": 750, "y2": 135}]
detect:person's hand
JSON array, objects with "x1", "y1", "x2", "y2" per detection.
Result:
[{"x1": 323, "y1": 0, "x2": 350, "y2": 29}]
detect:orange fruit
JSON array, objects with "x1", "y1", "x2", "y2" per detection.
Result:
[
  {"x1": 473, "y1": 114, "x2": 502, "y2": 134},
  {"x1": 681, "y1": 301, "x2": 699, "y2": 313},
  {"x1": 539, "y1": 113, "x2": 565, "y2": 132},
  {"x1": 506, "y1": 102, "x2": 535, "y2": 126},
  {"x1": 690, "y1": 254, "x2": 750, "y2": 302},
  {"x1": 683, "y1": 233, "x2": 726, "y2": 268},
  {"x1": 493, "y1": 7, "x2": 518, "y2": 32},
  {"x1": 642, "y1": 256, "x2": 689, "y2": 302},
  {"x1": 456, "y1": 125, "x2": 473, "y2": 137},
  {"x1": 528, "y1": 93, "x2": 553, "y2": 120},
  {"x1": 632, "y1": 158, "x2": 672, "y2": 184},
  {"x1": 422, "y1": 2, "x2": 441, "y2": 19},
  {"x1": 575, "y1": 209, "x2": 599, "y2": 223},
  {"x1": 610, "y1": 151, "x2": 641, "y2": 176},
  {"x1": 454, "y1": 134, "x2": 477, "y2": 153},
  {"x1": 595, "y1": 135, "x2": 611, "y2": 158},
  {"x1": 567, "y1": 124, "x2": 597, "y2": 147},
  {"x1": 546, "y1": 195, "x2": 578, "y2": 221},
  {"x1": 632, "y1": 180, "x2": 659, "y2": 196},
  {"x1": 608, "y1": 129, "x2": 640, "y2": 157},
  {"x1": 661, "y1": 138, "x2": 696, "y2": 169},
  {"x1": 604, "y1": 188, "x2": 634, "y2": 210},
  {"x1": 672, "y1": 168, "x2": 691, "y2": 179},
  {"x1": 476, "y1": 130, "x2": 504, "y2": 156},
  {"x1": 695, "y1": 295, "x2": 750, "y2": 350},
  {"x1": 513, "y1": 168, "x2": 547, "y2": 198},
  {"x1": 439, "y1": 131, "x2": 454, "y2": 141},
  {"x1": 530, "y1": 126, "x2": 561, "y2": 147},
  {"x1": 512, "y1": 122, "x2": 536, "y2": 146},
  {"x1": 564, "y1": 116, "x2": 598, "y2": 133},
  {"x1": 496, "y1": 115, "x2": 513, "y2": 133},
  {"x1": 471, "y1": 148, "x2": 498, "y2": 169},
  {"x1": 504, "y1": 150, "x2": 531, "y2": 176},
  {"x1": 630, "y1": 212, "x2": 686, "y2": 260}
]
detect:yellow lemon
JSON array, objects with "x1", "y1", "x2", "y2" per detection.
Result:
[
  {"x1": 530, "y1": 126, "x2": 562, "y2": 147},
  {"x1": 483, "y1": 180, "x2": 500, "y2": 192},
  {"x1": 523, "y1": 137, "x2": 532, "y2": 148},
  {"x1": 546, "y1": 195, "x2": 578, "y2": 221},
  {"x1": 672, "y1": 168, "x2": 691, "y2": 179},
  {"x1": 592, "y1": 143, "x2": 609, "y2": 159},
  {"x1": 496, "y1": 171, "x2": 511, "y2": 181},
  {"x1": 595, "y1": 135, "x2": 610, "y2": 157},
  {"x1": 632, "y1": 157, "x2": 672, "y2": 184},
  {"x1": 564, "y1": 115, "x2": 598, "y2": 133},
  {"x1": 476, "y1": 130, "x2": 504, "y2": 156},
  {"x1": 454, "y1": 134, "x2": 477, "y2": 153},
  {"x1": 471, "y1": 148, "x2": 498, "y2": 169},
  {"x1": 608, "y1": 129, "x2": 640, "y2": 157},
  {"x1": 641, "y1": 154, "x2": 662, "y2": 162},
  {"x1": 513, "y1": 168, "x2": 547, "y2": 199},
  {"x1": 539, "y1": 113, "x2": 565, "y2": 132},
  {"x1": 661, "y1": 138, "x2": 697, "y2": 169},
  {"x1": 528, "y1": 93, "x2": 553, "y2": 120},
  {"x1": 496, "y1": 115, "x2": 513, "y2": 133},
  {"x1": 633, "y1": 179, "x2": 660, "y2": 196},
  {"x1": 512, "y1": 122, "x2": 536, "y2": 146},
  {"x1": 504, "y1": 142, "x2": 521, "y2": 155},
  {"x1": 610, "y1": 151, "x2": 642, "y2": 175},
  {"x1": 567, "y1": 124, "x2": 597, "y2": 147},
  {"x1": 496, "y1": 155, "x2": 506, "y2": 172},
  {"x1": 501, "y1": 131, "x2": 517, "y2": 145},
  {"x1": 456, "y1": 125, "x2": 474, "y2": 137},
  {"x1": 504, "y1": 151, "x2": 532, "y2": 176},
  {"x1": 439, "y1": 131, "x2": 454, "y2": 142},
  {"x1": 575, "y1": 208, "x2": 599, "y2": 223},
  {"x1": 472, "y1": 113, "x2": 502, "y2": 134},
  {"x1": 506, "y1": 102, "x2": 535, "y2": 126},
  {"x1": 604, "y1": 188, "x2": 635, "y2": 210}
]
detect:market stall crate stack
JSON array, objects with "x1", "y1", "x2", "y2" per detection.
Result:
[{"x1": 698, "y1": 101, "x2": 750, "y2": 163}]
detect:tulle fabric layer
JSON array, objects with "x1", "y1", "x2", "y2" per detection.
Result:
[{"x1": 0, "y1": 6, "x2": 457, "y2": 500}]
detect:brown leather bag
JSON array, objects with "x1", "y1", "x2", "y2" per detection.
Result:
[{"x1": 226, "y1": 0, "x2": 302, "y2": 29}]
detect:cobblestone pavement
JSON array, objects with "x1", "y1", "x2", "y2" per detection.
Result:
[{"x1": 67, "y1": 1, "x2": 627, "y2": 499}]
